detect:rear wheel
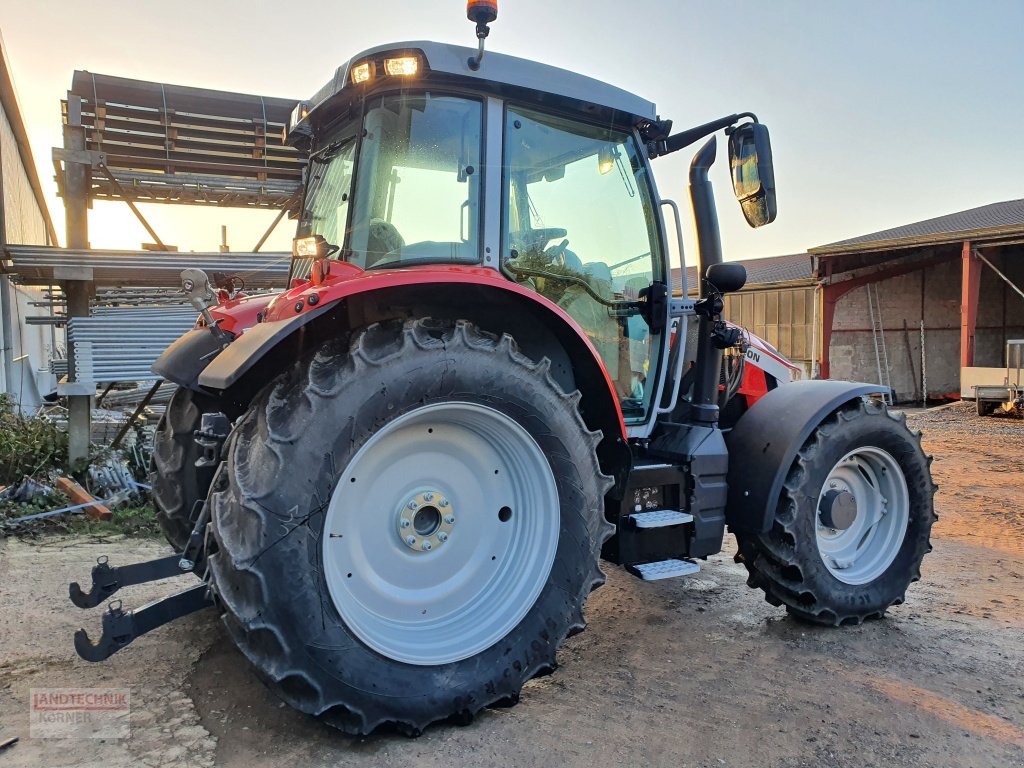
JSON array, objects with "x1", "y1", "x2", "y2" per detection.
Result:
[
  {"x1": 150, "y1": 387, "x2": 216, "y2": 550},
  {"x1": 736, "y1": 398, "x2": 936, "y2": 625},
  {"x1": 207, "y1": 319, "x2": 612, "y2": 734}
]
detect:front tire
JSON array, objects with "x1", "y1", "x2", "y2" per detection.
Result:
[
  {"x1": 736, "y1": 398, "x2": 936, "y2": 626},
  {"x1": 207, "y1": 319, "x2": 612, "y2": 734}
]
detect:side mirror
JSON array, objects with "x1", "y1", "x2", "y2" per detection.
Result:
[
  {"x1": 728, "y1": 122, "x2": 777, "y2": 228},
  {"x1": 706, "y1": 262, "x2": 747, "y2": 294}
]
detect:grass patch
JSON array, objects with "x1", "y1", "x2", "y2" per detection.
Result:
[
  {"x1": 1, "y1": 498, "x2": 161, "y2": 539},
  {"x1": 74, "y1": 503, "x2": 162, "y2": 538},
  {"x1": 0, "y1": 395, "x2": 162, "y2": 540}
]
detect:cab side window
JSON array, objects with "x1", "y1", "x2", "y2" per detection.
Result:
[{"x1": 503, "y1": 106, "x2": 664, "y2": 421}]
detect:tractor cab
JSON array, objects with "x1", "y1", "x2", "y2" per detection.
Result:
[{"x1": 285, "y1": 37, "x2": 768, "y2": 431}]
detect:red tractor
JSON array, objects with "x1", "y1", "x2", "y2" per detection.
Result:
[{"x1": 71, "y1": 6, "x2": 935, "y2": 736}]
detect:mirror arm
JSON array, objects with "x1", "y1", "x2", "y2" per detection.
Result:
[{"x1": 648, "y1": 112, "x2": 758, "y2": 159}]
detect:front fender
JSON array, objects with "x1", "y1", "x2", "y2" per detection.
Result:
[
  {"x1": 724, "y1": 380, "x2": 883, "y2": 534},
  {"x1": 150, "y1": 293, "x2": 278, "y2": 390},
  {"x1": 151, "y1": 329, "x2": 227, "y2": 390}
]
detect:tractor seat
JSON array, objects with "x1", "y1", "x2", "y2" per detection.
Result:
[
  {"x1": 583, "y1": 262, "x2": 613, "y2": 284},
  {"x1": 365, "y1": 218, "x2": 405, "y2": 267}
]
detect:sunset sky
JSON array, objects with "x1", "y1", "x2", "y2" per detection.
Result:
[{"x1": 2, "y1": 0, "x2": 1023, "y2": 262}]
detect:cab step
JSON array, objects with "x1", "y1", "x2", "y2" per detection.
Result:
[
  {"x1": 626, "y1": 558, "x2": 701, "y2": 581},
  {"x1": 626, "y1": 509, "x2": 694, "y2": 528}
]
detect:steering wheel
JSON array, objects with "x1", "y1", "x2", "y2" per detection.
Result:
[
  {"x1": 516, "y1": 227, "x2": 568, "y2": 254},
  {"x1": 546, "y1": 238, "x2": 571, "y2": 267}
]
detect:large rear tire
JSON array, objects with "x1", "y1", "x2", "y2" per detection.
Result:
[
  {"x1": 736, "y1": 398, "x2": 936, "y2": 626},
  {"x1": 150, "y1": 387, "x2": 216, "y2": 550},
  {"x1": 206, "y1": 319, "x2": 613, "y2": 735}
]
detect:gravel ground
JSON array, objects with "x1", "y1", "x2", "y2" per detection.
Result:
[{"x1": 0, "y1": 402, "x2": 1021, "y2": 768}]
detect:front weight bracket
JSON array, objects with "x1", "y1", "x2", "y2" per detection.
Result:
[
  {"x1": 74, "y1": 584, "x2": 213, "y2": 662},
  {"x1": 69, "y1": 554, "x2": 188, "y2": 609}
]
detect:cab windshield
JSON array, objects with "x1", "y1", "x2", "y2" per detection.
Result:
[{"x1": 298, "y1": 92, "x2": 484, "y2": 269}]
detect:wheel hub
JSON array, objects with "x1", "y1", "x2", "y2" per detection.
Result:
[
  {"x1": 818, "y1": 487, "x2": 857, "y2": 530},
  {"x1": 397, "y1": 490, "x2": 455, "y2": 552}
]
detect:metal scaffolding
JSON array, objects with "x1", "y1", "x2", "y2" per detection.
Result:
[
  {"x1": 1, "y1": 70, "x2": 307, "y2": 462},
  {"x1": 4, "y1": 246, "x2": 291, "y2": 289}
]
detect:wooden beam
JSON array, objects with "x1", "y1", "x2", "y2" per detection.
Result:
[
  {"x1": 55, "y1": 477, "x2": 112, "y2": 521},
  {"x1": 960, "y1": 240, "x2": 981, "y2": 367}
]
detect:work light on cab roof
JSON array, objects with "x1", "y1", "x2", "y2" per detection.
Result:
[{"x1": 350, "y1": 54, "x2": 421, "y2": 86}]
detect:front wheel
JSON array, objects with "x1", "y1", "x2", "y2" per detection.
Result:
[
  {"x1": 736, "y1": 398, "x2": 936, "y2": 626},
  {"x1": 206, "y1": 319, "x2": 612, "y2": 734}
]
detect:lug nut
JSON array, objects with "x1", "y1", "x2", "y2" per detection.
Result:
[
  {"x1": 439, "y1": 498, "x2": 449, "y2": 507},
  {"x1": 444, "y1": 515, "x2": 455, "y2": 524},
  {"x1": 438, "y1": 532, "x2": 448, "y2": 542},
  {"x1": 400, "y1": 519, "x2": 411, "y2": 529},
  {"x1": 407, "y1": 501, "x2": 418, "y2": 510},
  {"x1": 421, "y1": 541, "x2": 432, "y2": 551},
  {"x1": 406, "y1": 535, "x2": 417, "y2": 546},
  {"x1": 424, "y1": 492, "x2": 434, "y2": 502}
]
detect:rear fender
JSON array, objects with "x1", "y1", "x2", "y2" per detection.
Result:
[
  {"x1": 195, "y1": 266, "x2": 627, "y2": 441},
  {"x1": 724, "y1": 380, "x2": 882, "y2": 534}
]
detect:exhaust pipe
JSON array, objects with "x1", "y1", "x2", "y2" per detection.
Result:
[{"x1": 689, "y1": 136, "x2": 725, "y2": 423}]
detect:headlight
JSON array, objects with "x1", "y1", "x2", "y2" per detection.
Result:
[
  {"x1": 384, "y1": 56, "x2": 420, "y2": 77},
  {"x1": 350, "y1": 61, "x2": 374, "y2": 85},
  {"x1": 289, "y1": 101, "x2": 310, "y2": 130},
  {"x1": 293, "y1": 235, "x2": 327, "y2": 259}
]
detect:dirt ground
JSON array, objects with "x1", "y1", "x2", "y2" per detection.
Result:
[{"x1": 1, "y1": 402, "x2": 1022, "y2": 768}]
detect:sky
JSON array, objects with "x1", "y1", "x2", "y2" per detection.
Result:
[{"x1": 2, "y1": 0, "x2": 1023, "y2": 265}]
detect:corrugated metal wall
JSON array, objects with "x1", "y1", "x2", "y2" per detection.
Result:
[
  {"x1": 1, "y1": 104, "x2": 47, "y2": 244},
  {"x1": 724, "y1": 287, "x2": 816, "y2": 376},
  {"x1": 1, "y1": 94, "x2": 59, "y2": 411}
]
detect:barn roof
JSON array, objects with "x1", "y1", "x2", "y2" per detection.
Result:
[
  {"x1": 672, "y1": 252, "x2": 812, "y2": 293},
  {"x1": 811, "y1": 198, "x2": 1024, "y2": 256}
]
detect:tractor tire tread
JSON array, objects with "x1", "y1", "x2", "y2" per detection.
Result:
[
  {"x1": 150, "y1": 387, "x2": 211, "y2": 550},
  {"x1": 207, "y1": 318, "x2": 613, "y2": 735}
]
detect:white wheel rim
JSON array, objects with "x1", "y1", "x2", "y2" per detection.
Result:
[
  {"x1": 814, "y1": 446, "x2": 909, "y2": 585},
  {"x1": 321, "y1": 401, "x2": 559, "y2": 666}
]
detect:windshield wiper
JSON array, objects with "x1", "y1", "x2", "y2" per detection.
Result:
[{"x1": 309, "y1": 139, "x2": 349, "y2": 164}]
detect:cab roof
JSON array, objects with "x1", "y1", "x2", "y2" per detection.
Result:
[{"x1": 306, "y1": 40, "x2": 658, "y2": 124}]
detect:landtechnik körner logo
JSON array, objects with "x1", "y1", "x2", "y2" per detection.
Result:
[{"x1": 30, "y1": 688, "x2": 130, "y2": 739}]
